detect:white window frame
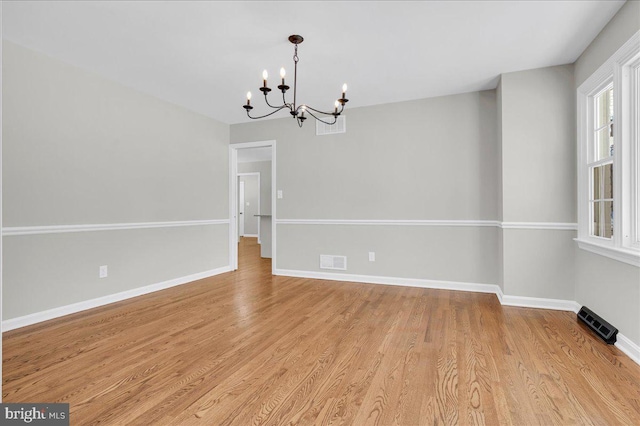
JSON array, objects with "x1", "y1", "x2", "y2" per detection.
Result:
[{"x1": 576, "y1": 31, "x2": 640, "y2": 267}]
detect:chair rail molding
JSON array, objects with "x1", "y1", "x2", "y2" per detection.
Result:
[
  {"x1": 2, "y1": 219, "x2": 230, "y2": 236},
  {"x1": 276, "y1": 219, "x2": 577, "y2": 230}
]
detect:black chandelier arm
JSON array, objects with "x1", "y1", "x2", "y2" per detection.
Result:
[
  {"x1": 282, "y1": 91, "x2": 292, "y2": 109},
  {"x1": 304, "y1": 109, "x2": 339, "y2": 125},
  {"x1": 303, "y1": 104, "x2": 344, "y2": 117},
  {"x1": 246, "y1": 105, "x2": 290, "y2": 120},
  {"x1": 263, "y1": 92, "x2": 289, "y2": 110}
]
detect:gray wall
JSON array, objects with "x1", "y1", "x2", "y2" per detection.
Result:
[
  {"x1": 574, "y1": 0, "x2": 640, "y2": 88},
  {"x1": 239, "y1": 160, "x2": 272, "y2": 215},
  {"x1": 2, "y1": 41, "x2": 230, "y2": 320},
  {"x1": 277, "y1": 225, "x2": 498, "y2": 285},
  {"x1": 500, "y1": 65, "x2": 576, "y2": 224},
  {"x1": 573, "y1": 1, "x2": 640, "y2": 344},
  {"x1": 237, "y1": 92, "x2": 499, "y2": 221},
  {"x1": 498, "y1": 64, "x2": 576, "y2": 300},
  {"x1": 232, "y1": 91, "x2": 500, "y2": 284}
]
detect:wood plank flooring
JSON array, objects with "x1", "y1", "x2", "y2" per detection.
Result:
[{"x1": 3, "y1": 237, "x2": 640, "y2": 425}]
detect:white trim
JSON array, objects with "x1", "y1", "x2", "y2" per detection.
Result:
[
  {"x1": 242, "y1": 234, "x2": 259, "y2": 238},
  {"x1": 1, "y1": 265, "x2": 232, "y2": 331},
  {"x1": 274, "y1": 268, "x2": 501, "y2": 295},
  {"x1": 575, "y1": 238, "x2": 640, "y2": 267},
  {"x1": 274, "y1": 269, "x2": 582, "y2": 313},
  {"x1": 501, "y1": 295, "x2": 581, "y2": 313},
  {"x1": 230, "y1": 146, "x2": 238, "y2": 268},
  {"x1": 276, "y1": 219, "x2": 498, "y2": 227},
  {"x1": 275, "y1": 219, "x2": 577, "y2": 230},
  {"x1": 499, "y1": 222, "x2": 578, "y2": 231},
  {"x1": 615, "y1": 333, "x2": 640, "y2": 365},
  {"x1": 2, "y1": 219, "x2": 230, "y2": 236}
]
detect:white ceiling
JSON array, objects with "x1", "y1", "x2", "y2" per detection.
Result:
[{"x1": 2, "y1": 1, "x2": 625, "y2": 125}]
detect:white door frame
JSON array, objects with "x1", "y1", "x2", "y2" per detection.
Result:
[
  {"x1": 237, "y1": 172, "x2": 261, "y2": 241},
  {"x1": 229, "y1": 140, "x2": 276, "y2": 273},
  {"x1": 238, "y1": 180, "x2": 245, "y2": 239}
]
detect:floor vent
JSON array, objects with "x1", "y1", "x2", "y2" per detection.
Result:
[
  {"x1": 577, "y1": 306, "x2": 618, "y2": 344},
  {"x1": 316, "y1": 115, "x2": 346, "y2": 136},
  {"x1": 320, "y1": 255, "x2": 347, "y2": 270}
]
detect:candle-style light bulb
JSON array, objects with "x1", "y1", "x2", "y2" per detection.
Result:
[
  {"x1": 246, "y1": 91, "x2": 252, "y2": 105},
  {"x1": 262, "y1": 70, "x2": 268, "y2": 87},
  {"x1": 280, "y1": 67, "x2": 286, "y2": 78},
  {"x1": 334, "y1": 100, "x2": 339, "y2": 113},
  {"x1": 342, "y1": 83, "x2": 348, "y2": 100},
  {"x1": 300, "y1": 105, "x2": 306, "y2": 116}
]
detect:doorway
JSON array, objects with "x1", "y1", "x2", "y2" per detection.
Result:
[
  {"x1": 229, "y1": 140, "x2": 276, "y2": 272},
  {"x1": 237, "y1": 173, "x2": 260, "y2": 240}
]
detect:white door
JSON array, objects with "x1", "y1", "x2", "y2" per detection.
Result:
[{"x1": 239, "y1": 180, "x2": 245, "y2": 240}]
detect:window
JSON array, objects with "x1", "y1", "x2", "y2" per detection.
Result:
[
  {"x1": 589, "y1": 86, "x2": 614, "y2": 240},
  {"x1": 576, "y1": 32, "x2": 640, "y2": 267}
]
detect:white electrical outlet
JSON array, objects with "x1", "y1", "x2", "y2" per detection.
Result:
[
  {"x1": 99, "y1": 265, "x2": 108, "y2": 278},
  {"x1": 277, "y1": 190, "x2": 283, "y2": 199},
  {"x1": 368, "y1": 252, "x2": 375, "y2": 262}
]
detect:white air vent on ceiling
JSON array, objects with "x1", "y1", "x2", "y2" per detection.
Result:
[
  {"x1": 316, "y1": 115, "x2": 346, "y2": 136},
  {"x1": 320, "y1": 254, "x2": 347, "y2": 270}
]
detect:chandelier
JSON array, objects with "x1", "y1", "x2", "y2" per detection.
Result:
[{"x1": 243, "y1": 35, "x2": 349, "y2": 127}]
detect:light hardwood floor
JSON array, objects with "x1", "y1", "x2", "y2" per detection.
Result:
[{"x1": 3, "y1": 237, "x2": 640, "y2": 425}]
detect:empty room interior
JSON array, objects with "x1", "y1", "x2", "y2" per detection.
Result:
[{"x1": 2, "y1": 1, "x2": 640, "y2": 424}]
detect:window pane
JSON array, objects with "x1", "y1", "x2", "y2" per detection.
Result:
[
  {"x1": 595, "y1": 87, "x2": 613, "y2": 129},
  {"x1": 604, "y1": 200, "x2": 613, "y2": 238},
  {"x1": 603, "y1": 163, "x2": 613, "y2": 199},
  {"x1": 591, "y1": 201, "x2": 613, "y2": 239},
  {"x1": 592, "y1": 202, "x2": 601, "y2": 237},
  {"x1": 591, "y1": 163, "x2": 613, "y2": 200},
  {"x1": 592, "y1": 166, "x2": 601, "y2": 200},
  {"x1": 596, "y1": 127, "x2": 613, "y2": 160}
]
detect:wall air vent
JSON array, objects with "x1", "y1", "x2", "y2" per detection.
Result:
[
  {"x1": 320, "y1": 255, "x2": 347, "y2": 270},
  {"x1": 316, "y1": 116, "x2": 346, "y2": 136},
  {"x1": 577, "y1": 306, "x2": 618, "y2": 344}
]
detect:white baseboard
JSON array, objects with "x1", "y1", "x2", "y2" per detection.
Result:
[
  {"x1": 242, "y1": 234, "x2": 258, "y2": 238},
  {"x1": 274, "y1": 268, "x2": 501, "y2": 295},
  {"x1": 501, "y1": 295, "x2": 582, "y2": 313},
  {"x1": 2, "y1": 265, "x2": 232, "y2": 332},
  {"x1": 615, "y1": 333, "x2": 640, "y2": 365}
]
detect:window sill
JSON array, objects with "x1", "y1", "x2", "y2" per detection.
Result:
[{"x1": 575, "y1": 238, "x2": 640, "y2": 267}]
